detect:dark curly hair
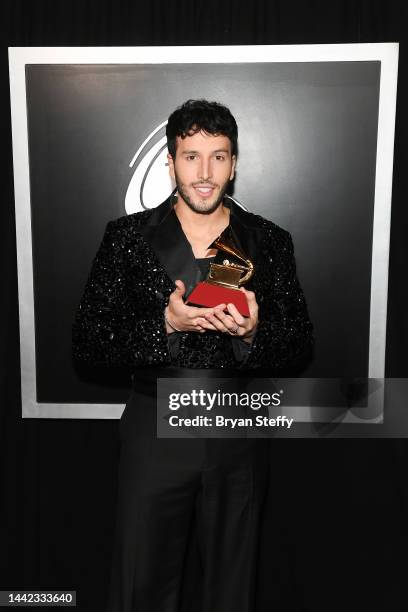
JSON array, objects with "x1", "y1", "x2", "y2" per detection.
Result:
[{"x1": 166, "y1": 99, "x2": 238, "y2": 158}]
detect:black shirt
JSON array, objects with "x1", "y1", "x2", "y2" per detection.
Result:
[{"x1": 195, "y1": 255, "x2": 216, "y2": 279}]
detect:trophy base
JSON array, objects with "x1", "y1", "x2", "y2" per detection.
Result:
[{"x1": 186, "y1": 282, "x2": 250, "y2": 317}]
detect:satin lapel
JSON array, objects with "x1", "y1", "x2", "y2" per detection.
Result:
[
  {"x1": 226, "y1": 199, "x2": 264, "y2": 268},
  {"x1": 137, "y1": 197, "x2": 201, "y2": 297}
]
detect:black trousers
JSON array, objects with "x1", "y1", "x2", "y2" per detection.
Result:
[{"x1": 107, "y1": 370, "x2": 270, "y2": 612}]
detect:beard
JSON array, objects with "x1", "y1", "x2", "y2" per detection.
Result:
[{"x1": 174, "y1": 174, "x2": 230, "y2": 215}]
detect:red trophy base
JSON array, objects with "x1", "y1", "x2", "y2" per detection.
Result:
[{"x1": 186, "y1": 282, "x2": 250, "y2": 317}]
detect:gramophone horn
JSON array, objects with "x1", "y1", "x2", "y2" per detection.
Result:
[{"x1": 208, "y1": 226, "x2": 254, "y2": 285}]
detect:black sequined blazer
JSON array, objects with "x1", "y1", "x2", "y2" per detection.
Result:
[{"x1": 72, "y1": 196, "x2": 313, "y2": 372}]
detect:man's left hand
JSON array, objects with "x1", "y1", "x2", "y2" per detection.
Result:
[{"x1": 196, "y1": 287, "x2": 258, "y2": 344}]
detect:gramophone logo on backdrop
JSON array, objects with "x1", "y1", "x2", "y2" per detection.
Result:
[
  {"x1": 124, "y1": 120, "x2": 247, "y2": 214},
  {"x1": 125, "y1": 120, "x2": 173, "y2": 214}
]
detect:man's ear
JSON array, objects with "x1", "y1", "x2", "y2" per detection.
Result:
[
  {"x1": 230, "y1": 155, "x2": 237, "y2": 181},
  {"x1": 167, "y1": 153, "x2": 175, "y2": 179}
]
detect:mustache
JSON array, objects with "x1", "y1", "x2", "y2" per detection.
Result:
[{"x1": 191, "y1": 181, "x2": 218, "y2": 188}]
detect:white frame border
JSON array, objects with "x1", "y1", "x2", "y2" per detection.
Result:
[{"x1": 8, "y1": 44, "x2": 399, "y2": 420}]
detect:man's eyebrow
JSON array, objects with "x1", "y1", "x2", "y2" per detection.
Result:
[{"x1": 181, "y1": 149, "x2": 230, "y2": 154}]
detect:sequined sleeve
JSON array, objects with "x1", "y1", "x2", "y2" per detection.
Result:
[
  {"x1": 243, "y1": 230, "x2": 313, "y2": 371},
  {"x1": 72, "y1": 221, "x2": 172, "y2": 367}
]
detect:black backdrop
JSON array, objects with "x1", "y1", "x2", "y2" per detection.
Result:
[{"x1": 1, "y1": 1, "x2": 408, "y2": 611}]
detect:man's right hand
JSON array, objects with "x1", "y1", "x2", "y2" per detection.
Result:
[{"x1": 164, "y1": 280, "x2": 226, "y2": 334}]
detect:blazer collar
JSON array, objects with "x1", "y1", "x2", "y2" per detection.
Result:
[{"x1": 137, "y1": 195, "x2": 264, "y2": 296}]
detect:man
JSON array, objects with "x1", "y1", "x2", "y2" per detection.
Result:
[{"x1": 72, "y1": 99, "x2": 313, "y2": 612}]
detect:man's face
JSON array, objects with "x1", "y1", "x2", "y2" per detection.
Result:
[{"x1": 167, "y1": 130, "x2": 236, "y2": 214}]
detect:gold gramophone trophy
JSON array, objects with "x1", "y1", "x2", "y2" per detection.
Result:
[{"x1": 186, "y1": 226, "x2": 254, "y2": 317}]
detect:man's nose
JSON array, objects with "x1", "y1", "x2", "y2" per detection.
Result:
[{"x1": 198, "y1": 157, "x2": 212, "y2": 181}]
